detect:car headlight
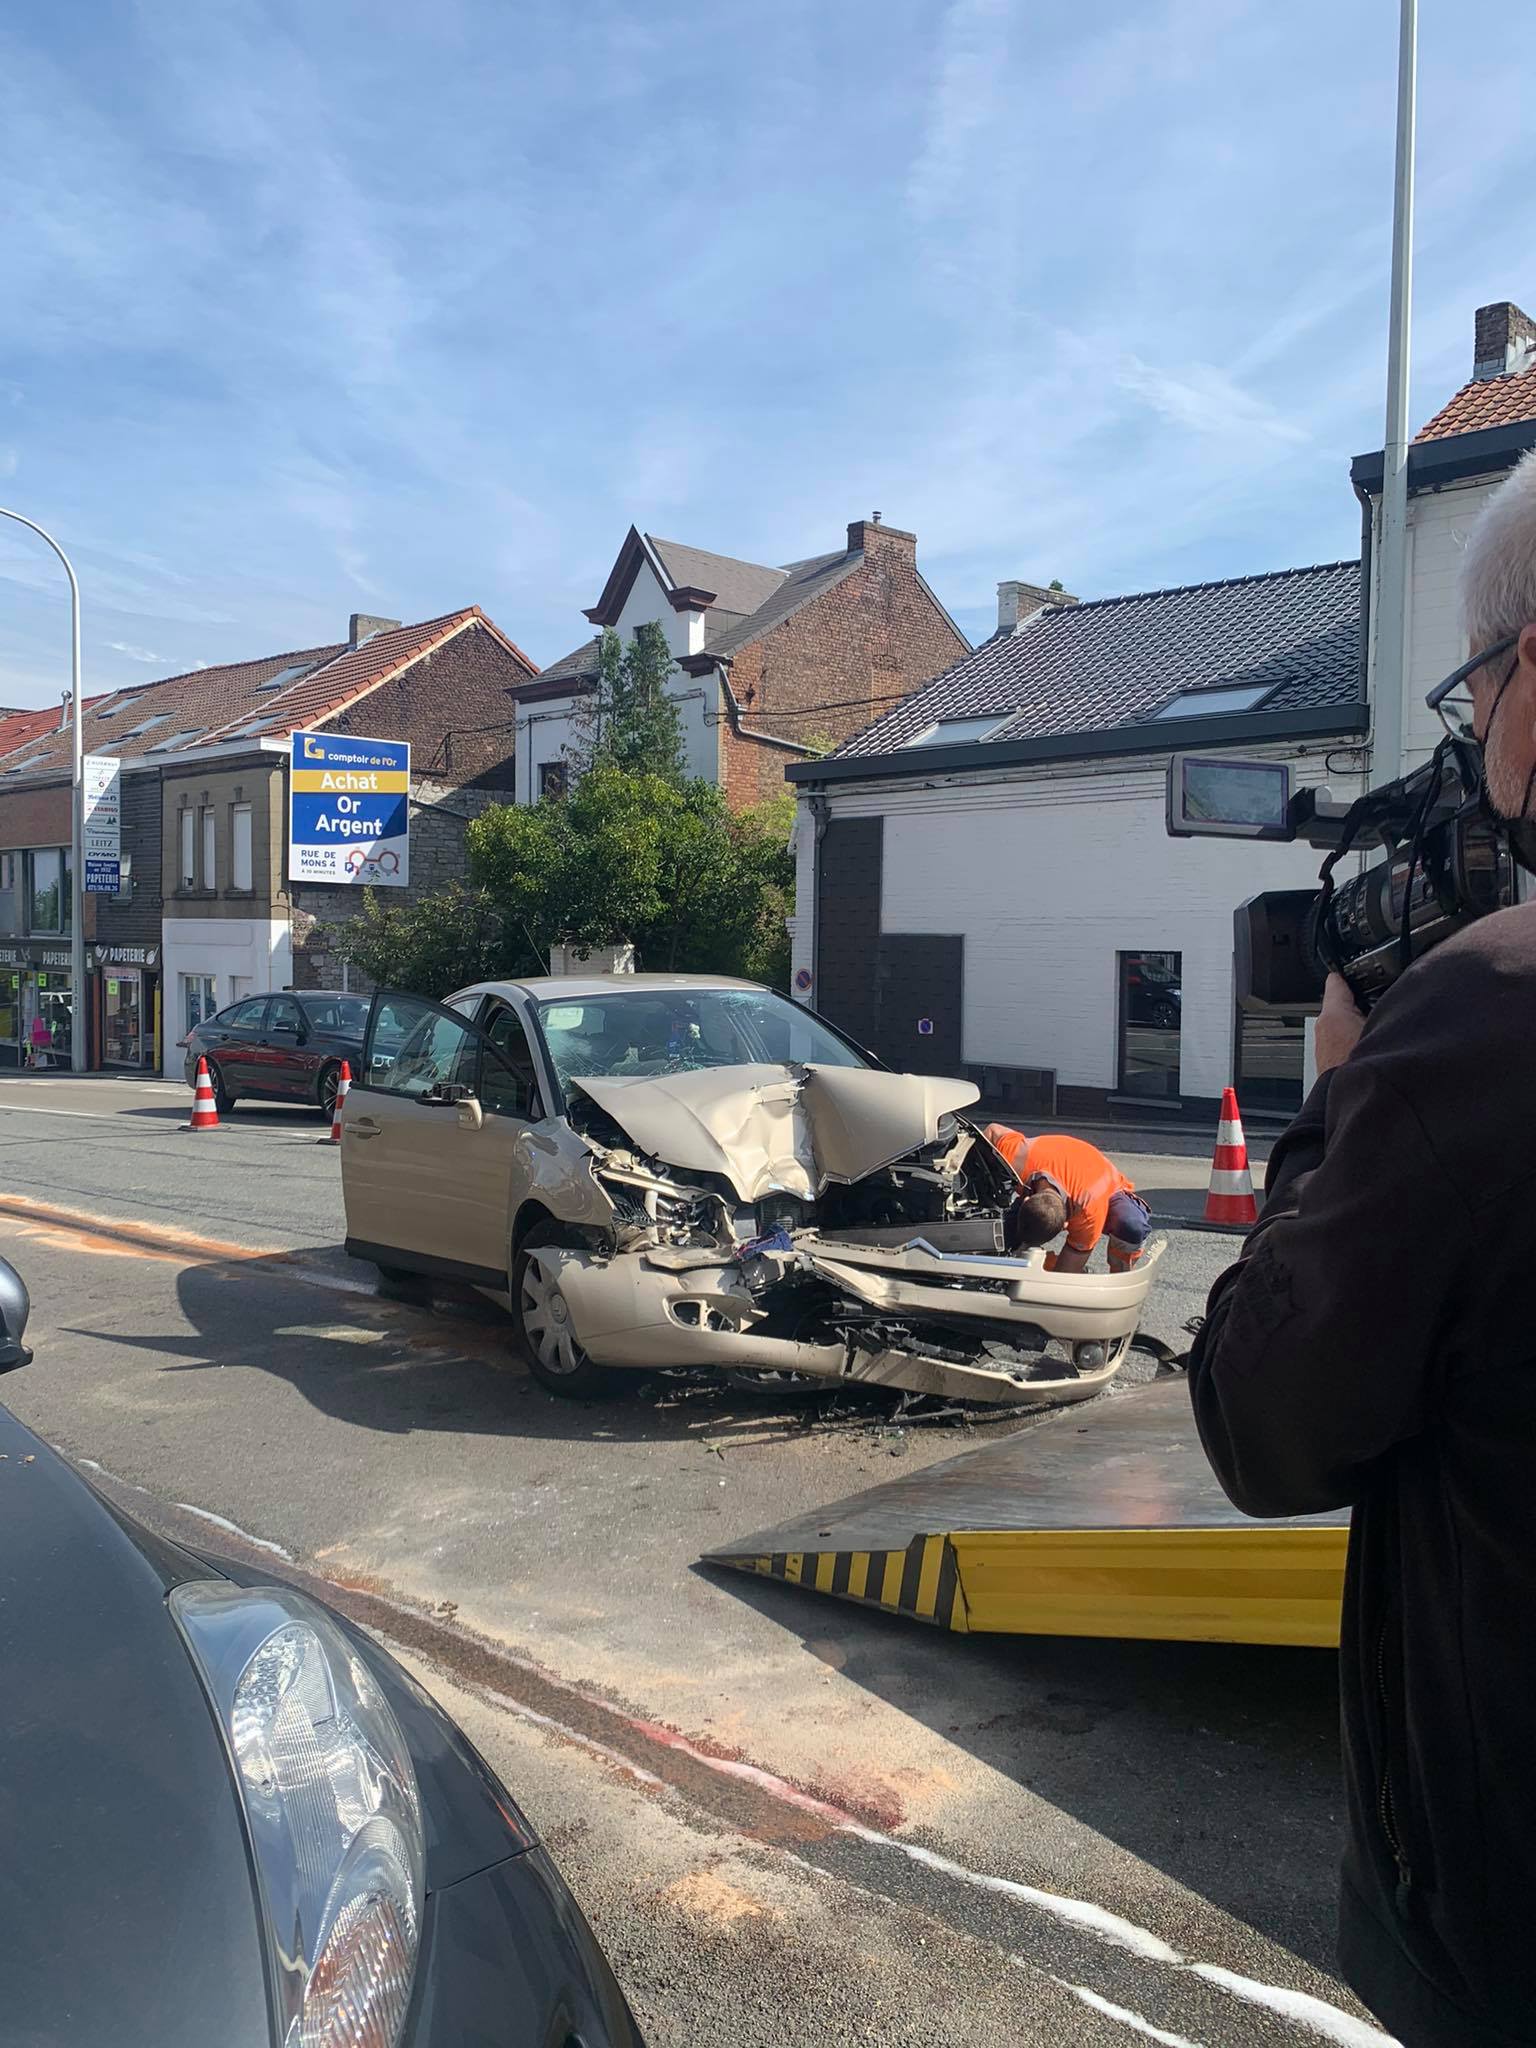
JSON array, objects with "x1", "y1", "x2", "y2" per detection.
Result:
[{"x1": 170, "y1": 1583, "x2": 424, "y2": 2048}]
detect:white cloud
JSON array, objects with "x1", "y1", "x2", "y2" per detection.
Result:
[
  {"x1": 107, "y1": 641, "x2": 162, "y2": 663},
  {"x1": 1114, "y1": 354, "x2": 1309, "y2": 445}
]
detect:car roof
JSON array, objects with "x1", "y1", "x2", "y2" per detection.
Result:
[{"x1": 458, "y1": 973, "x2": 767, "y2": 1002}]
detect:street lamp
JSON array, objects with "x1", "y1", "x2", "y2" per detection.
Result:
[{"x1": 0, "y1": 507, "x2": 85, "y2": 1072}]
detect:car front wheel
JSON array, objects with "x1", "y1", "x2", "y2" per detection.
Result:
[
  {"x1": 318, "y1": 1061, "x2": 342, "y2": 1118},
  {"x1": 208, "y1": 1061, "x2": 235, "y2": 1114},
  {"x1": 512, "y1": 1223, "x2": 623, "y2": 1401}
]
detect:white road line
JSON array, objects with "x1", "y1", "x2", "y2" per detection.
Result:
[
  {"x1": 0, "y1": 1103, "x2": 129, "y2": 1120},
  {"x1": 1050, "y1": 1979, "x2": 1208, "y2": 2047},
  {"x1": 173, "y1": 1503, "x2": 293, "y2": 1559},
  {"x1": 1188, "y1": 1966, "x2": 1398, "y2": 2048}
]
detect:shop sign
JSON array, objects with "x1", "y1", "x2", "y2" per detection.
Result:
[
  {"x1": 289, "y1": 730, "x2": 410, "y2": 887},
  {"x1": 93, "y1": 943, "x2": 158, "y2": 967},
  {"x1": 83, "y1": 755, "x2": 121, "y2": 893}
]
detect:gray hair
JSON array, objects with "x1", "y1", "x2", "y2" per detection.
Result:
[{"x1": 1461, "y1": 449, "x2": 1536, "y2": 648}]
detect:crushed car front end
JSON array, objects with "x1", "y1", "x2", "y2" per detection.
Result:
[{"x1": 528, "y1": 1062, "x2": 1163, "y2": 1404}]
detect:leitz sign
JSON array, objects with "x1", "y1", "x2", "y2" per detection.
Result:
[{"x1": 287, "y1": 730, "x2": 410, "y2": 887}]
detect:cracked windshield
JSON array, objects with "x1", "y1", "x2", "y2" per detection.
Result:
[{"x1": 2, "y1": 5, "x2": 1526, "y2": 2047}]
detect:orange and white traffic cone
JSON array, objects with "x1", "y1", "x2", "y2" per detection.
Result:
[
  {"x1": 186, "y1": 1056, "x2": 220, "y2": 1132},
  {"x1": 1203, "y1": 1086, "x2": 1257, "y2": 1226},
  {"x1": 322, "y1": 1061, "x2": 351, "y2": 1146}
]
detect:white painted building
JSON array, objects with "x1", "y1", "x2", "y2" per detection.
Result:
[
  {"x1": 790, "y1": 298, "x2": 1536, "y2": 1124},
  {"x1": 789, "y1": 564, "x2": 1367, "y2": 1120}
]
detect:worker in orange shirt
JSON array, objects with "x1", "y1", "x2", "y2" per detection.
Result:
[{"x1": 985, "y1": 1125, "x2": 1151, "y2": 1273}]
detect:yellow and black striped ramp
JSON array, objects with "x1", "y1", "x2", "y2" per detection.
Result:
[{"x1": 703, "y1": 1380, "x2": 1348, "y2": 1649}]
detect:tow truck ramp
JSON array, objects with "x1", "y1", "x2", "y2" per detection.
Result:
[{"x1": 703, "y1": 1379, "x2": 1348, "y2": 1649}]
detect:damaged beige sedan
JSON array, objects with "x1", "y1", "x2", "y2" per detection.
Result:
[{"x1": 340, "y1": 976, "x2": 1164, "y2": 1403}]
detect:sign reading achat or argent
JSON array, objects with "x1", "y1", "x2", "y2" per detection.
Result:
[{"x1": 288, "y1": 730, "x2": 410, "y2": 886}]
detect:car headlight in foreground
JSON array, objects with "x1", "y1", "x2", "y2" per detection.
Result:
[{"x1": 171, "y1": 1583, "x2": 424, "y2": 2048}]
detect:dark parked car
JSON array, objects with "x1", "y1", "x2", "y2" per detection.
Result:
[
  {"x1": 181, "y1": 989, "x2": 369, "y2": 1115},
  {"x1": 1125, "y1": 970, "x2": 1182, "y2": 1030},
  {"x1": 0, "y1": 1258, "x2": 644, "y2": 2048}
]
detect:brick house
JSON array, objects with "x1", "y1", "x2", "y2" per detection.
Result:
[
  {"x1": 0, "y1": 607, "x2": 537, "y2": 1072},
  {"x1": 528, "y1": 517, "x2": 969, "y2": 807}
]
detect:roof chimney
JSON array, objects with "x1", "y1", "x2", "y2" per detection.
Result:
[
  {"x1": 349, "y1": 612, "x2": 401, "y2": 651},
  {"x1": 998, "y1": 579, "x2": 1077, "y2": 634},
  {"x1": 57, "y1": 690, "x2": 71, "y2": 733},
  {"x1": 1473, "y1": 302, "x2": 1536, "y2": 383}
]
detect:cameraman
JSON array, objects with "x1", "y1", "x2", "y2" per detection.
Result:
[{"x1": 1188, "y1": 450, "x2": 1536, "y2": 2048}]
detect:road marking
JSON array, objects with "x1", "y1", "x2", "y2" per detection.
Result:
[
  {"x1": 173, "y1": 1502, "x2": 293, "y2": 1559},
  {"x1": 1188, "y1": 1966, "x2": 1396, "y2": 2047},
  {"x1": 0, "y1": 1103, "x2": 124, "y2": 1121},
  {"x1": 1050, "y1": 1980, "x2": 1207, "y2": 2047}
]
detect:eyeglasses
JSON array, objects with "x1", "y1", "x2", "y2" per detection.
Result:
[{"x1": 1424, "y1": 633, "x2": 1518, "y2": 744}]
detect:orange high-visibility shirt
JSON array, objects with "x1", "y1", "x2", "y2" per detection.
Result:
[{"x1": 985, "y1": 1125, "x2": 1135, "y2": 1254}]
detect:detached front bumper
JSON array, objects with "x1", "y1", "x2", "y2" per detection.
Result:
[{"x1": 526, "y1": 1235, "x2": 1166, "y2": 1405}]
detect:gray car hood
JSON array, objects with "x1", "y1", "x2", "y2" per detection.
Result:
[{"x1": 570, "y1": 1062, "x2": 979, "y2": 1203}]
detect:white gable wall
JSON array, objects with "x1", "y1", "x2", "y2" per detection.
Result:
[
  {"x1": 1370, "y1": 472, "x2": 1494, "y2": 772},
  {"x1": 796, "y1": 746, "x2": 1363, "y2": 1101},
  {"x1": 517, "y1": 556, "x2": 721, "y2": 796}
]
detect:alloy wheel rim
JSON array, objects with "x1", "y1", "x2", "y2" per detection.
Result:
[{"x1": 519, "y1": 1258, "x2": 585, "y2": 1377}]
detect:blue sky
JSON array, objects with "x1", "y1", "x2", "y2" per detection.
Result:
[{"x1": 1, "y1": 0, "x2": 1532, "y2": 706}]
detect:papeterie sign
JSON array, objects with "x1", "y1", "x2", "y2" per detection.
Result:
[
  {"x1": 288, "y1": 730, "x2": 410, "y2": 887},
  {"x1": 83, "y1": 753, "x2": 121, "y2": 893}
]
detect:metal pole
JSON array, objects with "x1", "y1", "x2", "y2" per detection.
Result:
[
  {"x1": 1373, "y1": 0, "x2": 1417, "y2": 783},
  {"x1": 0, "y1": 507, "x2": 87, "y2": 1070}
]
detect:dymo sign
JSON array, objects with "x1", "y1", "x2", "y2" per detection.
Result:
[{"x1": 288, "y1": 730, "x2": 410, "y2": 887}]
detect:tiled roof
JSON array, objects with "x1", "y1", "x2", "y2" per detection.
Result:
[
  {"x1": 1415, "y1": 366, "x2": 1536, "y2": 443},
  {"x1": 0, "y1": 608, "x2": 539, "y2": 781},
  {"x1": 196, "y1": 609, "x2": 487, "y2": 745},
  {"x1": 707, "y1": 550, "x2": 859, "y2": 658},
  {"x1": 646, "y1": 537, "x2": 787, "y2": 619},
  {"x1": 835, "y1": 560, "x2": 1362, "y2": 758},
  {"x1": 0, "y1": 698, "x2": 113, "y2": 759},
  {"x1": 537, "y1": 538, "x2": 871, "y2": 687},
  {"x1": 0, "y1": 644, "x2": 345, "y2": 779}
]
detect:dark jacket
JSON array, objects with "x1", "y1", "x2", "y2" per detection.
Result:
[{"x1": 1188, "y1": 901, "x2": 1536, "y2": 2048}]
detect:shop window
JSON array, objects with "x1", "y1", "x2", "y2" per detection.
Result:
[
  {"x1": 231, "y1": 803, "x2": 253, "y2": 891},
  {"x1": 183, "y1": 973, "x2": 217, "y2": 1036},
  {"x1": 1118, "y1": 951, "x2": 1182, "y2": 1101},
  {"x1": 25, "y1": 849, "x2": 71, "y2": 935},
  {"x1": 179, "y1": 809, "x2": 196, "y2": 889},
  {"x1": 1235, "y1": 1006, "x2": 1305, "y2": 1115},
  {"x1": 201, "y1": 807, "x2": 217, "y2": 890},
  {"x1": 103, "y1": 971, "x2": 144, "y2": 1066}
]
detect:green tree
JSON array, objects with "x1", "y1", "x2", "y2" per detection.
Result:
[
  {"x1": 567, "y1": 622, "x2": 686, "y2": 783},
  {"x1": 346, "y1": 768, "x2": 799, "y2": 997},
  {"x1": 335, "y1": 882, "x2": 531, "y2": 999}
]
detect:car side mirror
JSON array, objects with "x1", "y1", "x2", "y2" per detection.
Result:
[
  {"x1": 0, "y1": 1256, "x2": 33, "y2": 1373},
  {"x1": 456, "y1": 1096, "x2": 484, "y2": 1131}
]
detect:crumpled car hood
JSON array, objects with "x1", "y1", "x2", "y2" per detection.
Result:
[{"x1": 570, "y1": 1063, "x2": 980, "y2": 1204}]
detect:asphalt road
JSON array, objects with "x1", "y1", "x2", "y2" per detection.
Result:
[{"x1": 0, "y1": 1076, "x2": 1388, "y2": 2048}]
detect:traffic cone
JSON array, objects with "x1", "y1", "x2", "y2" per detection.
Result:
[
  {"x1": 1203, "y1": 1087, "x2": 1258, "y2": 1226},
  {"x1": 186, "y1": 1056, "x2": 220, "y2": 1132},
  {"x1": 321, "y1": 1061, "x2": 351, "y2": 1146}
]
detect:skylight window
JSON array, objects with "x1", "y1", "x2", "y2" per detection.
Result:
[
  {"x1": 257, "y1": 662, "x2": 316, "y2": 693},
  {"x1": 119, "y1": 712, "x2": 173, "y2": 738},
  {"x1": 147, "y1": 728, "x2": 207, "y2": 752},
  {"x1": 902, "y1": 714, "x2": 1011, "y2": 749},
  {"x1": 1150, "y1": 684, "x2": 1276, "y2": 721},
  {"x1": 95, "y1": 699, "x2": 130, "y2": 718}
]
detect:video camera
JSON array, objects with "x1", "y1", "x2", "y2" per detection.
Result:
[{"x1": 1166, "y1": 746, "x2": 1520, "y2": 1014}]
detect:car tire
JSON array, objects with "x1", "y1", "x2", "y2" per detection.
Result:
[
  {"x1": 1150, "y1": 998, "x2": 1177, "y2": 1030},
  {"x1": 318, "y1": 1061, "x2": 342, "y2": 1119},
  {"x1": 512, "y1": 1223, "x2": 624, "y2": 1401},
  {"x1": 209, "y1": 1062, "x2": 236, "y2": 1115}
]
